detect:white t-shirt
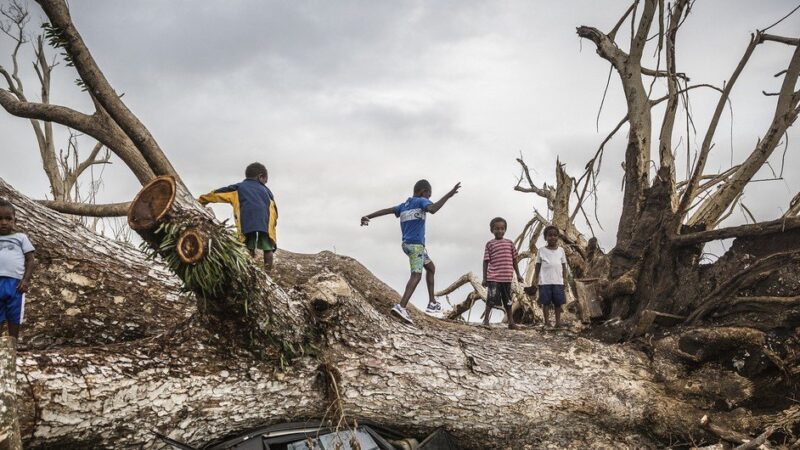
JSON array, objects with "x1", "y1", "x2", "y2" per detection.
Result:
[
  {"x1": 536, "y1": 246, "x2": 567, "y2": 285},
  {"x1": 0, "y1": 233, "x2": 35, "y2": 279}
]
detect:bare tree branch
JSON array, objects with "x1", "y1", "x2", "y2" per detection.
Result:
[
  {"x1": 630, "y1": 0, "x2": 657, "y2": 63},
  {"x1": 35, "y1": 200, "x2": 130, "y2": 217},
  {"x1": 656, "y1": 0, "x2": 689, "y2": 189},
  {"x1": 608, "y1": 0, "x2": 639, "y2": 40},
  {"x1": 673, "y1": 216, "x2": 800, "y2": 246},
  {"x1": 761, "y1": 34, "x2": 799, "y2": 46},
  {"x1": 34, "y1": 0, "x2": 177, "y2": 180},
  {"x1": 514, "y1": 158, "x2": 555, "y2": 202},
  {"x1": 689, "y1": 42, "x2": 800, "y2": 226},
  {"x1": 677, "y1": 33, "x2": 762, "y2": 223}
]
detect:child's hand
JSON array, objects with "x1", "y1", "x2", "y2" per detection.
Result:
[
  {"x1": 360, "y1": 216, "x2": 370, "y2": 226},
  {"x1": 16, "y1": 279, "x2": 29, "y2": 293},
  {"x1": 481, "y1": 279, "x2": 487, "y2": 287},
  {"x1": 449, "y1": 182, "x2": 461, "y2": 196}
]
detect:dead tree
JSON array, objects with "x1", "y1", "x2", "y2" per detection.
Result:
[
  {"x1": 1, "y1": 1, "x2": 799, "y2": 448},
  {"x1": 0, "y1": 1, "x2": 120, "y2": 217},
  {"x1": 573, "y1": 0, "x2": 800, "y2": 341}
]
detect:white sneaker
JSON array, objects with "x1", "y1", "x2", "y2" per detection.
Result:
[
  {"x1": 425, "y1": 302, "x2": 442, "y2": 314},
  {"x1": 391, "y1": 304, "x2": 414, "y2": 324}
]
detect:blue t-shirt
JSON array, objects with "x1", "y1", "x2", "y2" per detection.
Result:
[{"x1": 394, "y1": 196, "x2": 433, "y2": 245}]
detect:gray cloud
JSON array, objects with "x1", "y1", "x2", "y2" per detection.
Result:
[{"x1": 1, "y1": 0, "x2": 798, "y2": 311}]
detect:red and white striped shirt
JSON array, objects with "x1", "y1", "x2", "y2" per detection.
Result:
[{"x1": 484, "y1": 238, "x2": 518, "y2": 282}]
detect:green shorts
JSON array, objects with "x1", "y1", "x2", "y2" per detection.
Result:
[
  {"x1": 402, "y1": 243, "x2": 432, "y2": 273},
  {"x1": 245, "y1": 232, "x2": 275, "y2": 252}
]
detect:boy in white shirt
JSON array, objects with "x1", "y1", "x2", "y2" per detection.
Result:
[{"x1": 531, "y1": 225, "x2": 568, "y2": 328}]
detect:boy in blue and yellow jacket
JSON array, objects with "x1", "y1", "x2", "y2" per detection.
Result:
[{"x1": 199, "y1": 162, "x2": 278, "y2": 272}]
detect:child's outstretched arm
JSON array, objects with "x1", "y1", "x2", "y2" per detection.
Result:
[
  {"x1": 426, "y1": 182, "x2": 461, "y2": 214},
  {"x1": 18, "y1": 251, "x2": 35, "y2": 293},
  {"x1": 360, "y1": 207, "x2": 396, "y2": 226},
  {"x1": 198, "y1": 186, "x2": 238, "y2": 206}
]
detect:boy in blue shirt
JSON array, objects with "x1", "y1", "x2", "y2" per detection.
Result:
[
  {"x1": 361, "y1": 179, "x2": 460, "y2": 324},
  {"x1": 0, "y1": 199, "x2": 36, "y2": 340},
  {"x1": 200, "y1": 162, "x2": 278, "y2": 272}
]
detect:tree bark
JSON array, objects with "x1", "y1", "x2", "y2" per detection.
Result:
[{"x1": 0, "y1": 337, "x2": 22, "y2": 450}]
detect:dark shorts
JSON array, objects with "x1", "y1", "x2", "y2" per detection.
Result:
[
  {"x1": 245, "y1": 232, "x2": 275, "y2": 252},
  {"x1": 0, "y1": 277, "x2": 24, "y2": 325},
  {"x1": 487, "y1": 281, "x2": 512, "y2": 309},
  {"x1": 538, "y1": 284, "x2": 566, "y2": 306}
]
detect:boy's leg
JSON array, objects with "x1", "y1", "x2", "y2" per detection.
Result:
[
  {"x1": 399, "y1": 244, "x2": 426, "y2": 308},
  {"x1": 263, "y1": 250, "x2": 274, "y2": 272},
  {"x1": 7, "y1": 322, "x2": 18, "y2": 339},
  {"x1": 483, "y1": 282, "x2": 496, "y2": 326},
  {"x1": 399, "y1": 272, "x2": 422, "y2": 308},
  {"x1": 423, "y1": 259, "x2": 439, "y2": 310},
  {"x1": 539, "y1": 284, "x2": 552, "y2": 327},
  {"x1": 502, "y1": 285, "x2": 517, "y2": 329},
  {"x1": 0, "y1": 278, "x2": 22, "y2": 339},
  {"x1": 505, "y1": 305, "x2": 518, "y2": 329},
  {"x1": 553, "y1": 284, "x2": 566, "y2": 328}
]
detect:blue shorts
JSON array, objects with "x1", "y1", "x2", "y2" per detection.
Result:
[
  {"x1": 538, "y1": 284, "x2": 566, "y2": 306},
  {"x1": 0, "y1": 277, "x2": 24, "y2": 325}
]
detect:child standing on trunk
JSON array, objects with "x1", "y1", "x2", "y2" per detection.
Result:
[
  {"x1": 532, "y1": 225, "x2": 568, "y2": 328},
  {"x1": 361, "y1": 179, "x2": 460, "y2": 324},
  {"x1": 0, "y1": 199, "x2": 35, "y2": 340},
  {"x1": 200, "y1": 162, "x2": 278, "y2": 272},
  {"x1": 481, "y1": 217, "x2": 523, "y2": 329}
]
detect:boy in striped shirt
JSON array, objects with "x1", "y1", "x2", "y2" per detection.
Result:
[{"x1": 481, "y1": 217, "x2": 523, "y2": 329}]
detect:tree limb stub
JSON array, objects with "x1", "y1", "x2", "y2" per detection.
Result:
[
  {"x1": 36, "y1": 199, "x2": 130, "y2": 217},
  {"x1": 673, "y1": 216, "x2": 800, "y2": 246}
]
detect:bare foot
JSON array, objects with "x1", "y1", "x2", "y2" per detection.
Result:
[{"x1": 508, "y1": 323, "x2": 519, "y2": 330}]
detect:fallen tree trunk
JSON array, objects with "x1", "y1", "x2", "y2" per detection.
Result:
[
  {"x1": 0, "y1": 178, "x2": 192, "y2": 350},
  {"x1": 4, "y1": 179, "x2": 792, "y2": 449},
  {"x1": 0, "y1": 337, "x2": 22, "y2": 450}
]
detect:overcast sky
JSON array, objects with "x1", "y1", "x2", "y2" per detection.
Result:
[{"x1": 1, "y1": 0, "x2": 798, "y2": 312}]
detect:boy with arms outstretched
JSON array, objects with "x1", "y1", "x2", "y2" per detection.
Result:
[
  {"x1": 531, "y1": 225, "x2": 568, "y2": 328},
  {"x1": 200, "y1": 162, "x2": 278, "y2": 272},
  {"x1": 361, "y1": 179, "x2": 460, "y2": 324},
  {"x1": 0, "y1": 199, "x2": 35, "y2": 340},
  {"x1": 481, "y1": 217, "x2": 523, "y2": 329}
]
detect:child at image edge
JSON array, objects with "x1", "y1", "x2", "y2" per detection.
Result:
[
  {"x1": 199, "y1": 162, "x2": 278, "y2": 272},
  {"x1": 360, "y1": 179, "x2": 460, "y2": 325},
  {"x1": 532, "y1": 225, "x2": 568, "y2": 328},
  {"x1": 481, "y1": 217, "x2": 523, "y2": 330},
  {"x1": 0, "y1": 198, "x2": 35, "y2": 340}
]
